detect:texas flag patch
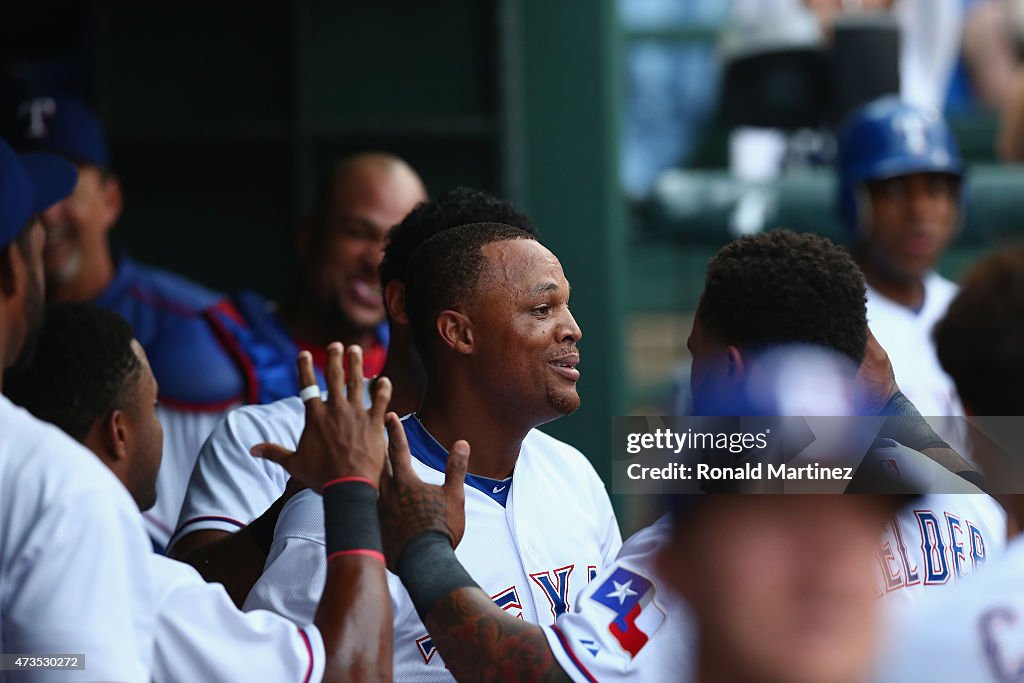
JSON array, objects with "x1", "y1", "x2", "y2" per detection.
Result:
[{"x1": 590, "y1": 567, "x2": 666, "y2": 658}]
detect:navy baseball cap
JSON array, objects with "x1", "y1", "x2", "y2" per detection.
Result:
[
  {"x1": 14, "y1": 95, "x2": 109, "y2": 168},
  {"x1": 0, "y1": 137, "x2": 78, "y2": 250}
]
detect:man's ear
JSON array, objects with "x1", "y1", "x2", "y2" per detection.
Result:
[
  {"x1": 725, "y1": 345, "x2": 747, "y2": 383},
  {"x1": 436, "y1": 309, "x2": 474, "y2": 355},
  {"x1": 107, "y1": 411, "x2": 130, "y2": 464},
  {"x1": 85, "y1": 409, "x2": 130, "y2": 467},
  {"x1": 385, "y1": 281, "x2": 408, "y2": 324},
  {"x1": 100, "y1": 174, "x2": 124, "y2": 229}
]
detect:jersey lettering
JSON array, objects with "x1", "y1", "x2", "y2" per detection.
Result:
[
  {"x1": 492, "y1": 585, "x2": 524, "y2": 620},
  {"x1": 916, "y1": 510, "x2": 950, "y2": 585},
  {"x1": 878, "y1": 540, "x2": 904, "y2": 592},
  {"x1": 878, "y1": 511, "x2": 990, "y2": 594},
  {"x1": 415, "y1": 585, "x2": 526, "y2": 664},
  {"x1": 980, "y1": 606, "x2": 1024, "y2": 681},
  {"x1": 970, "y1": 521, "x2": 988, "y2": 571},
  {"x1": 890, "y1": 515, "x2": 921, "y2": 586},
  {"x1": 588, "y1": 565, "x2": 598, "y2": 583},
  {"x1": 946, "y1": 513, "x2": 967, "y2": 579},
  {"x1": 415, "y1": 634, "x2": 438, "y2": 665},
  {"x1": 531, "y1": 564, "x2": 575, "y2": 619}
]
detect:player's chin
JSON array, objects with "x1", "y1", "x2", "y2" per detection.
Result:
[{"x1": 548, "y1": 388, "x2": 581, "y2": 416}]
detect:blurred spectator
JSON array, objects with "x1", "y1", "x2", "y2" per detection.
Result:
[
  {"x1": 804, "y1": 0, "x2": 962, "y2": 111},
  {"x1": 619, "y1": 0, "x2": 726, "y2": 198},
  {"x1": 946, "y1": 0, "x2": 1017, "y2": 115},
  {"x1": 995, "y1": 0, "x2": 1024, "y2": 159},
  {"x1": 727, "y1": 0, "x2": 963, "y2": 179}
]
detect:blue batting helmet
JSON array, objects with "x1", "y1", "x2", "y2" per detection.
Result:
[{"x1": 836, "y1": 96, "x2": 964, "y2": 233}]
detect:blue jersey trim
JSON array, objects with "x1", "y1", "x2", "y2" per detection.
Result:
[
  {"x1": 550, "y1": 625, "x2": 599, "y2": 683},
  {"x1": 402, "y1": 414, "x2": 513, "y2": 506}
]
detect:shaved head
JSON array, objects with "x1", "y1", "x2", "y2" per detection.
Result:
[
  {"x1": 299, "y1": 152, "x2": 427, "y2": 333},
  {"x1": 323, "y1": 152, "x2": 427, "y2": 216}
]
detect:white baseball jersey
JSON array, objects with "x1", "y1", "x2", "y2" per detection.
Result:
[
  {"x1": 872, "y1": 533, "x2": 1024, "y2": 683},
  {"x1": 169, "y1": 398, "x2": 299, "y2": 551},
  {"x1": 146, "y1": 404, "x2": 231, "y2": 550},
  {"x1": 863, "y1": 439, "x2": 1007, "y2": 606},
  {"x1": 876, "y1": 493, "x2": 1005, "y2": 605},
  {"x1": 0, "y1": 395, "x2": 156, "y2": 682},
  {"x1": 245, "y1": 414, "x2": 622, "y2": 682},
  {"x1": 147, "y1": 553, "x2": 325, "y2": 682},
  {"x1": 866, "y1": 271, "x2": 963, "y2": 447},
  {"x1": 544, "y1": 514, "x2": 694, "y2": 683}
]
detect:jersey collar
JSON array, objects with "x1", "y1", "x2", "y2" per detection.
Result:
[{"x1": 402, "y1": 413, "x2": 513, "y2": 506}]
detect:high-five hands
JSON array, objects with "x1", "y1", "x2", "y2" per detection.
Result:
[{"x1": 251, "y1": 343, "x2": 392, "y2": 490}]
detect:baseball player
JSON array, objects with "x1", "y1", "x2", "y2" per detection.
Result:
[
  {"x1": 7, "y1": 299, "x2": 408, "y2": 682},
  {"x1": 181, "y1": 152, "x2": 421, "y2": 556},
  {"x1": 837, "y1": 96, "x2": 965, "y2": 432},
  {"x1": 243, "y1": 222, "x2": 620, "y2": 681},
  {"x1": 12, "y1": 95, "x2": 247, "y2": 549},
  {"x1": 201, "y1": 151, "x2": 428, "y2": 396},
  {"x1": 838, "y1": 98, "x2": 1007, "y2": 603},
  {"x1": 167, "y1": 188, "x2": 538, "y2": 604},
  {"x1": 372, "y1": 229, "x2": 997, "y2": 683},
  {"x1": 873, "y1": 247, "x2": 1024, "y2": 683},
  {"x1": 0, "y1": 137, "x2": 156, "y2": 681}
]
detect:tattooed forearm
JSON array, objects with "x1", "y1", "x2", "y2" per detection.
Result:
[{"x1": 425, "y1": 587, "x2": 572, "y2": 683}]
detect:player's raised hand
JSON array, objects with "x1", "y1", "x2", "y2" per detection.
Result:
[
  {"x1": 250, "y1": 343, "x2": 392, "y2": 491},
  {"x1": 855, "y1": 328, "x2": 900, "y2": 414},
  {"x1": 378, "y1": 412, "x2": 468, "y2": 571}
]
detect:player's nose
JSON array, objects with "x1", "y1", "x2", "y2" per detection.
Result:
[{"x1": 558, "y1": 308, "x2": 582, "y2": 344}]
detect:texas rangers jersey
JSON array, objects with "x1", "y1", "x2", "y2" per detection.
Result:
[
  {"x1": 861, "y1": 439, "x2": 1007, "y2": 605},
  {"x1": 168, "y1": 398, "x2": 301, "y2": 551},
  {"x1": 872, "y1": 533, "x2": 1024, "y2": 682},
  {"x1": 147, "y1": 405, "x2": 231, "y2": 550},
  {"x1": 866, "y1": 271, "x2": 962, "y2": 446},
  {"x1": 95, "y1": 255, "x2": 247, "y2": 550},
  {"x1": 244, "y1": 414, "x2": 622, "y2": 682},
  {"x1": 0, "y1": 395, "x2": 156, "y2": 682},
  {"x1": 147, "y1": 553, "x2": 324, "y2": 683},
  {"x1": 875, "y1": 492, "x2": 1005, "y2": 605},
  {"x1": 545, "y1": 514, "x2": 694, "y2": 683}
]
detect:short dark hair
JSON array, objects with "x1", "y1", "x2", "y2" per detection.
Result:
[
  {"x1": 405, "y1": 222, "x2": 536, "y2": 366},
  {"x1": 5, "y1": 302, "x2": 141, "y2": 441},
  {"x1": 934, "y1": 247, "x2": 1024, "y2": 415},
  {"x1": 380, "y1": 187, "x2": 537, "y2": 288},
  {"x1": 700, "y1": 230, "x2": 868, "y2": 364}
]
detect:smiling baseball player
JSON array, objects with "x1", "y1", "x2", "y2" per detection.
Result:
[
  {"x1": 370, "y1": 229, "x2": 999, "y2": 683},
  {"x1": 166, "y1": 189, "x2": 541, "y2": 605},
  {"x1": 243, "y1": 223, "x2": 620, "y2": 681}
]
